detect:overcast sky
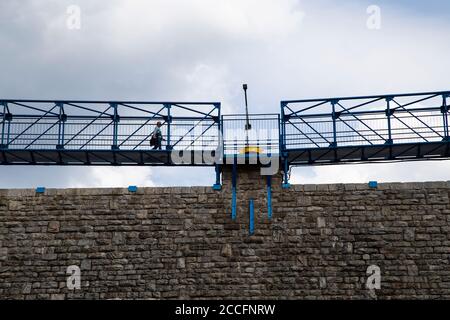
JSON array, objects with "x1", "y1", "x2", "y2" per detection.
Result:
[{"x1": 1, "y1": 0, "x2": 450, "y2": 188}]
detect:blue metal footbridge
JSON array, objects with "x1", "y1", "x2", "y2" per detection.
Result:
[{"x1": 1, "y1": 90, "x2": 450, "y2": 189}]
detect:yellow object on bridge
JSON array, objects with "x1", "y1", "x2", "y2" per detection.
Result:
[{"x1": 239, "y1": 146, "x2": 264, "y2": 154}]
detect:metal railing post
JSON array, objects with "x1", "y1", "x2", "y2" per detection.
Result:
[
  {"x1": 212, "y1": 104, "x2": 223, "y2": 191},
  {"x1": 330, "y1": 100, "x2": 338, "y2": 147},
  {"x1": 1, "y1": 102, "x2": 6, "y2": 148},
  {"x1": 386, "y1": 97, "x2": 393, "y2": 144},
  {"x1": 111, "y1": 103, "x2": 119, "y2": 150},
  {"x1": 165, "y1": 103, "x2": 172, "y2": 150},
  {"x1": 280, "y1": 102, "x2": 287, "y2": 152},
  {"x1": 280, "y1": 103, "x2": 290, "y2": 188},
  {"x1": 1, "y1": 102, "x2": 12, "y2": 149},
  {"x1": 57, "y1": 102, "x2": 66, "y2": 149},
  {"x1": 443, "y1": 94, "x2": 449, "y2": 141}
]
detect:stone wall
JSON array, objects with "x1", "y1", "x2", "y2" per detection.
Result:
[{"x1": 0, "y1": 167, "x2": 450, "y2": 299}]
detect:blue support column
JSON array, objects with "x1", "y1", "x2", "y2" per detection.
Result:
[
  {"x1": 249, "y1": 198, "x2": 254, "y2": 235},
  {"x1": 267, "y1": 176, "x2": 272, "y2": 220},
  {"x1": 231, "y1": 158, "x2": 237, "y2": 221},
  {"x1": 282, "y1": 156, "x2": 290, "y2": 189},
  {"x1": 111, "y1": 103, "x2": 119, "y2": 150},
  {"x1": 280, "y1": 103, "x2": 287, "y2": 152},
  {"x1": 281, "y1": 103, "x2": 291, "y2": 189}
]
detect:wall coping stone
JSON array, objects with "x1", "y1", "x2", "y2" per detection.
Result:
[{"x1": 1, "y1": 181, "x2": 449, "y2": 198}]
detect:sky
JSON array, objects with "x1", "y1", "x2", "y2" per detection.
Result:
[{"x1": 1, "y1": 0, "x2": 450, "y2": 188}]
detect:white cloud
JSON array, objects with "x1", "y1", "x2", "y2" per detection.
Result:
[
  {"x1": 292, "y1": 160, "x2": 450, "y2": 184},
  {"x1": 71, "y1": 167, "x2": 155, "y2": 188},
  {"x1": 1, "y1": 0, "x2": 450, "y2": 187}
]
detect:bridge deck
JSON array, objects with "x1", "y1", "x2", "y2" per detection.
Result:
[{"x1": 288, "y1": 141, "x2": 450, "y2": 165}]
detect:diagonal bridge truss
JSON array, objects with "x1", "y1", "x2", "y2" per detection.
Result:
[
  {"x1": 280, "y1": 90, "x2": 450, "y2": 185},
  {"x1": 1, "y1": 90, "x2": 450, "y2": 189},
  {"x1": 0, "y1": 100, "x2": 221, "y2": 166}
]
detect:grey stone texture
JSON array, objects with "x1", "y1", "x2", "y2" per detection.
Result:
[{"x1": 0, "y1": 166, "x2": 449, "y2": 299}]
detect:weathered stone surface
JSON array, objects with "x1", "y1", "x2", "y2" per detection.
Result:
[
  {"x1": 0, "y1": 167, "x2": 449, "y2": 299},
  {"x1": 47, "y1": 221, "x2": 60, "y2": 233},
  {"x1": 221, "y1": 244, "x2": 233, "y2": 257}
]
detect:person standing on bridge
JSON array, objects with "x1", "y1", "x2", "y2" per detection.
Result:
[{"x1": 151, "y1": 121, "x2": 164, "y2": 150}]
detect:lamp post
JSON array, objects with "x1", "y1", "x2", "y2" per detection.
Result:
[{"x1": 243, "y1": 84, "x2": 251, "y2": 149}]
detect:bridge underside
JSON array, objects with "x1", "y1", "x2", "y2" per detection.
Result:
[
  {"x1": 287, "y1": 141, "x2": 450, "y2": 165},
  {"x1": 0, "y1": 149, "x2": 217, "y2": 166}
]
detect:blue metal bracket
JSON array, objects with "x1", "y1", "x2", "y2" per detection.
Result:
[
  {"x1": 267, "y1": 176, "x2": 272, "y2": 220},
  {"x1": 249, "y1": 198, "x2": 254, "y2": 236},
  {"x1": 282, "y1": 183, "x2": 291, "y2": 189},
  {"x1": 128, "y1": 186, "x2": 138, "y2": 193},
  {"x1": 368, "y1": 181, "x2": 378, "y2": 189},
  {"x1": 35, "y1": 187, "x2": 46, "y2": 194}
]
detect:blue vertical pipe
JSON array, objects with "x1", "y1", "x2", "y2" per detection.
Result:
[
  {"x1": 231, "y1": 157, "x2": 237, "y2": 221},
  {"x1": 267, "y1": 176, "x2": 272, "y2": 220},
  {"x1": 249, "y1": 198, "x2": 254, "y2": 235}
]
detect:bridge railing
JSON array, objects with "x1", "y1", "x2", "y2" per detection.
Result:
[
  {"x1": 0, "y1": 100, "x2": 221, "y2": 152},
  {"x1": 281, "y1": 91, "x2": 450, "y2": 152},
  {"x1": 222, "y1": 114, "x2": 280, "y2": 156}
]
